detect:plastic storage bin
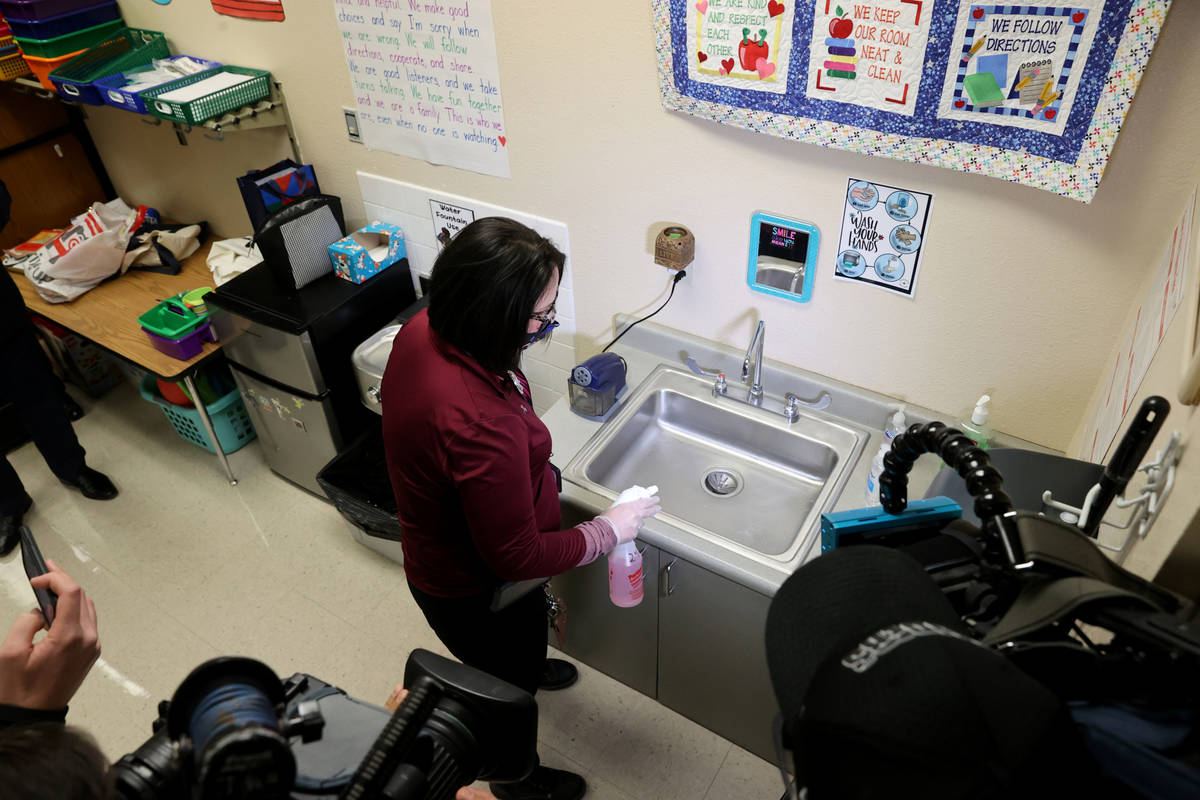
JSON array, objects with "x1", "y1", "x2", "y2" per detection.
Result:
[
  {"x1": 141, "y1": 320, "x2": 215, "y2": 361},
  {"x1": 141, "y1": 65, "x2": 270, "y2": 125},
  {"x1": 0, "y1": 49, "x2": 30, "y2": 79},
  {"x1": 139, "y1": 374, "x2": 256, "y2": 455},
  {"x1": 95, "y1": 55, "x2": 220, "y2": 114},
  {"x1": 138, "y1": 295, "x2": 206, "y2": 339},
  {"x1": 13, "y1": 16, "x2": 118, "y2": 58},
  {"x1": 94, "y1": 54, "x2": 220, "y2": 113},
  {"x1": 49, "y1": 26, "x2": 167, "y2": 104},
  {"x1": 21, "y1": 45, "x2": 81, "y2": 88},
  {"x1": 0, "y1": 0, "x2": 103, "y2": 21},
  {"x1": 6, "y1": 1, "x2": 118, "y2": 40},
  {"x1": 316, "y1": 423, "x2": 404, "y2": 563}
]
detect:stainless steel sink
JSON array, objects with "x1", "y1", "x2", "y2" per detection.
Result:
[
  {"x1": 564, "y1": 366, "x2": 866, "y2": 566},
  {"x1": 754, "y1": 264, "x2": 804, "y2": 293}
]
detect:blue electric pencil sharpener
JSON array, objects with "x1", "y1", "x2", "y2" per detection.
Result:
[{"x1": 568, "y1": 353, "x2": 627, "y2": 420}]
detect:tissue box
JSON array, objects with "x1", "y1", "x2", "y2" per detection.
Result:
[{"x1": 328, "y1": 221, "x2": 406, "y2": 284}]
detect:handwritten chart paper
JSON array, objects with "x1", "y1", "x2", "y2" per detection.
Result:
[
  {"x1": 1080, "y1": 188, "x2": 1197, "y2": 462},
  {"x1": 334, "y1": 0, "x2": 510, "y2": 178}
]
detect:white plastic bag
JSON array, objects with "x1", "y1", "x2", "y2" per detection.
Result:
[
  {"x1": 206, "y1": 236, "x2": 262, "y2": 286},
  {"x1": 23, "y1": 199, "x2": 139, "y2": 303},
  {"x1": 122, "y1": 224, "x2": 203, "y2": 270}
]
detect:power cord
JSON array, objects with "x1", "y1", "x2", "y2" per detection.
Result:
[{"x1": 602, "y1": 270, "x2": 687, "y2": 353}]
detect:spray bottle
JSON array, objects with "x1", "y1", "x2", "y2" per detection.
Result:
[
  {"x1": 608, "y1": 484, "x2": 658, "y2": 608},
  {"x1": 864, "y1": 406, "x2": 907, "y2": 507}
]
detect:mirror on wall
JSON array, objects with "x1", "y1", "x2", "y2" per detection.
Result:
[{"x1": 746, "y1": 212, "x2": 820, "y2": 303}]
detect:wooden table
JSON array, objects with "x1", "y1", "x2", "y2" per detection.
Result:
[{"x1": 15, "y1": 240, "x2": 240, "y2": 484}]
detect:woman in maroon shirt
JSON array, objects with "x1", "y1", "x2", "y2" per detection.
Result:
[{"x1": 382, "y1": 217, "x2": 658, "y2": 800}]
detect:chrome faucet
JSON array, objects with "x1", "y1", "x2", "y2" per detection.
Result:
[{"x1": 742, "y1": 320, "x2": 766, "y2": 406}]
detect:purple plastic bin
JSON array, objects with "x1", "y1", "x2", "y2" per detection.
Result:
[
  {"x1": 0, "y1": 0, "x2": 105, "y2": 22},
  {"x1": 142, "y1": 320, "x2": 216, "y2": 361},
  {"x1": 6, "y1": 2, "x2": 118, "y2": 39}
]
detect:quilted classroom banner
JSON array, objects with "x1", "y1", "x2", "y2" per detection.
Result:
[{"x1": 656, "y1": 0, "x2": 1171, "y2": 202}]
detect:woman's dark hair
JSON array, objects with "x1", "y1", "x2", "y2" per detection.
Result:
[
  {"x1": 427, "y1": 217, "x2": 564, "y2": 373},
  {"x1": 0, "y1": 723, "x2": 114, "y2": 799}
]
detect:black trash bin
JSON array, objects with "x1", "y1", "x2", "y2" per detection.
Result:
[{"x1": 317, "y1": 418, "x2": 404, "y2": 563}]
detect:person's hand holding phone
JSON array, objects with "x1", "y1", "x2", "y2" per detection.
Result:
[{"x1": 0, "y1": 559, "x2": 100, "y2": 710}]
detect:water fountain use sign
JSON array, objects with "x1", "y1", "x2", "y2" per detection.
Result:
[{"x1": 657, "y1": 0, "x2": 1174, "y2": 202}]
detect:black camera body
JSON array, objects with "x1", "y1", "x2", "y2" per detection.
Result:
[{"x1": 113, "y1": 649, "x2": 537, "y2": 800}]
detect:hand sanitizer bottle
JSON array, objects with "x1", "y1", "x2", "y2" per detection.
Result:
[
  {"x1": 960, "y1": 395, "x2": 992, "y2": 449},
  {"x1": 608, "y1": 485, "x2": 657, "y2": 607},
  {"x1": 864, "y1": 406, "x2": 906, "y2": 507}
]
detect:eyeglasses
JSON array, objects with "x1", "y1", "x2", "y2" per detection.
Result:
[{"x1": 530, "y1": 303, "x2": 557, "y2": 324}]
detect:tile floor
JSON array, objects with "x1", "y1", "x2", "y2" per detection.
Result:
[{"x1": 0, "y1": 379, "x2": 783, "y2": 800}]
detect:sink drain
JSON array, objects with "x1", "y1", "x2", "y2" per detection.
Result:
[{"x1": 702, "y1": 468, "x2": 743, "y2": 498}]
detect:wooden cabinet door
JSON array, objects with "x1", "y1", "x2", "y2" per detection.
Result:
[
  {"x1": 0, "y1": 84, "x2": 70, "y2": 149},
  {"x1": 0, "y1": 133, "x2": 107, "y2": 249}
]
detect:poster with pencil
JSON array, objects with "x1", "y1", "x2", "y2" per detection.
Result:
[
  {"x1": 939, "y1": 5, "x2": 1097, "y2": 133},
  {"x1": 656, "y1": 0, "x2": 1174, "y2": 202}
]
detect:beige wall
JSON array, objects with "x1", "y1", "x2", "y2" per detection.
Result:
[
  {"x1": 84, "y1": 1, "x2": 1200, "y2": 451},
  {"x1": 1065, "y1": 185, "x2": 1200, "y2": 586}
]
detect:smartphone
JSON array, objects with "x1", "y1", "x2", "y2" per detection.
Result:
[{"x1": 19, "y1": 526, "x2": 57, "y2": 627}]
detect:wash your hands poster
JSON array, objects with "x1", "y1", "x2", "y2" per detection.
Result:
[{"x1": 658, "y1": 0, "x2": 1172, "y2": 202}]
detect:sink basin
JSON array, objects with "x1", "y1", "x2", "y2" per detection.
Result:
[
  {"x1": 754, "y1": 264, "x2": 804, "y2": 293},
  {"x1": 564, "y1": 366, "x2": 866, "y2": 566}
]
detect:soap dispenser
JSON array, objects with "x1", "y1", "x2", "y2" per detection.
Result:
[
  {"x1": 960, "y1": 395, "x2": 992, "y2": 450},
  {"x1": 864, "y1": 405, "x2": 906, "y2": 507}
]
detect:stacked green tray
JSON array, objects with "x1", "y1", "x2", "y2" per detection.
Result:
[
  {"x1": 141, "y1": 65, "x2": 271, "y2": 125},
  {"x1": 13, "y1": 17, "x2": 120, "y2": 59},
  {"x1": 49, "y1": 27, "x2": 168, "y2": 104}
]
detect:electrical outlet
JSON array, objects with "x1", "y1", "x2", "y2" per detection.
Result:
[{"x1": 343, "y1": 108, "x2": 362, "y2": 143}]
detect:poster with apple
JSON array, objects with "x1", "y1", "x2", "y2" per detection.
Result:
[
  {"x1": 656, "y1": 0, "x2": 1174, "y2": 202},
  {"x1": 805, "y1": 0, "x2": 931, "y2": 116},
  {"x1": 686, "y1": 0, "x2": 797, "y2": 93},
  {"x1": 939, "y1": 4, "x2": 1101, "y2": 134}
]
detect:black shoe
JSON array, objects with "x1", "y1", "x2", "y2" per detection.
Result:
[
  {"x1": 62, "y1": 467, "x2": 118, "y2": 500},
  {"x1": 490, "y1": 765, "x2": 587, "y2": 800},
  {"x1": 0, "y1": 493, "x2": 33, "y2": 557},
  {"x1": 62, "y1": 393, "x2": 84, "y2": 422},
  {"x1": 539, "y1": 658, "x2": 579, "y2": 691}
]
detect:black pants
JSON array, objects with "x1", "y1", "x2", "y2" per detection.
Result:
[
  {"x1": 0, "y1": 325, "x2": 86, "y2": 515},
  {"x1": 408, "y1": 581, "x2": 547, "y2": 696}
]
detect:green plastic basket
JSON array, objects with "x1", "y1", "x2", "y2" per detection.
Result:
[
  {"x1": 142, "y1": 65, "x2": 271, "y2": 125},
  {"x1": 13, "y1": 18, "x2": 121, "y2": 59},
  {"x1": 49, "y1": 27, "x2": 167, "y2": 90},
  {"x1": 137, "y1": 295, "x2": 206, "y2": 339}
]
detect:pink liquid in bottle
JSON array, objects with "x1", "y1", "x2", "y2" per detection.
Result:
[{"x1": 609, "y1": 541, "x2": 644, "y2": 607}]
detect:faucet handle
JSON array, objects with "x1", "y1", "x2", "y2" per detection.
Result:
[
  {"x1": 785, "y1": 390, "x2": 833, "y2": 413},
  {"x1": 685, "y1": 356, "x2": 722, "y2": 379}
]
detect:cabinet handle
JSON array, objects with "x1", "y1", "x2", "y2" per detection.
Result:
[{"x1": 662, "y1": 558, "x2": 679, "y2": 597}]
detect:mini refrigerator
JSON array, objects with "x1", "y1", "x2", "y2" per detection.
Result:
[{"x1": 207, "y1": 260, "x2": 416, "y2": 494}]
